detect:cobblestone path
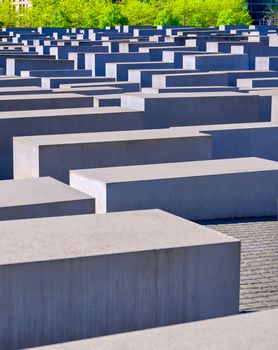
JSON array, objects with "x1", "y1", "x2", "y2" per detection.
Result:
[{"x1": 203, "y1": 217, "x2": 278, "y2": 312}]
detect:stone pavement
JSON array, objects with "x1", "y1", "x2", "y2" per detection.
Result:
[{"x1": 204, "y1": 217, "x2": 278, "y2": 312}]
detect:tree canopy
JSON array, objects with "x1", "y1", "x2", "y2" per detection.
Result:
[{"x1": 0, "y1": 0, "x2": 252, "y2": 28}]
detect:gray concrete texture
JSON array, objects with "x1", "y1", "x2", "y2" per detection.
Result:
[
  {"x1": 13, "y1": 128, "x2": 212, "y2": 183},
  {"x1": 0, "y1": 209, "x2": 240, "y2": 349},
  {"x1": 0, "y1": 176, "x2": 94, "y2": 220},
  {"x1": 0, "y1": 107, "x2": 145, "y2": 179},
  {"x1": 26, "y1": 309, "x2": 278, "y2": 350},
  {"x1": 70, "y1": 157, "x2": 278, "y2": 220}
]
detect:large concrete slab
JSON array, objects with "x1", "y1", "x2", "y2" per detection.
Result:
[
  {"x1": 0, "y1": 209, "x2": 240, "y2": 349},
  {"x1": 70, "y1": 157, "x2": 278, "y2": 219},
  {"x1": 0, "y1": 176, "x2": 94, "y2": 220},
  {"x1": 28, "y1": 309, "x2": 278, "y2": 350},
  {"x1": 121, "y1": 92, "x2": 263, "y2": 128},
  {"x1": 0, "y1": 107, "x2": 144, "y2": 179},
  {"x1": 152, "y1": 71, "x2": 278, "y2": 88},
  {"x1": 13, "y1": 128, "x2": 212, "y2": 183}
]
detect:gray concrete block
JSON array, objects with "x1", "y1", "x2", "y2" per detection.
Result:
[
  {"x1": 106, "y1": 61, "x2": 173, "y2": 81},
  {"x1": 121, "y1": 92, "x2": 263, "y2": 128},
  {"x1": 70, "y1": 157, "x2": 278, "y2": 219},
  {"x1": 28, "y1": 309, "x2": 278, "y2": 350},
  {"x1": 0, "y1": 76, "x2": 41, "y2": 87},
  {"x1": 85, "y1": 52, "x2": 150, "y2": 76},
  {"x1": 41, "y1": 77, "x2": 115, "y2": 89},
  {"x1": 0, "y1": 93, "x2": 93, "y2": 111},
  {"x1": 0, "y1": 209, "x2": 240, "y2": 349},
  {"x1": 57, "y1": 81, "x2": 140, "y2": 93},
  {"x1": 0, "y1": 86, "x2": 52, "y2": 95},
  {"x1": 183, "y1": 54, "x2": 248, "y2": 71},
  {"x1": 237, "y1": 77, "x2": 278, "y2": 89},
  {"x1": 152, "y1": 71, "x2": 278, "y2": 88},
  {"x1": 194, "y1": 122, "x2": 278, "y2": 161},
  {"x1": 128, "y1": 68, "x2": 196, "y2": 87},
  {"x1": 13, "y1": 128, "x2": 212, "y2": 183},
  {"x1": 0, "y1": 176, "x2": 94, "y2": 220},
  {"x1": 6, "y1": 58, "x2": 74, "y2": 76},
  {"x1": 94, "y1": 94, "x2": 121, "y2": 107},
  {"x1": 0, "y1": 107, "x2": 144, "y2": 179},
  {"x1": 20, "y1": 69, "x2": 93, "y2": 78}
]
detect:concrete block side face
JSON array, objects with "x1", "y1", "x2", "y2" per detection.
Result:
[
  {"x1": 0, "y1": 243, "x2": 239, "y2": 349},
  {"x1": 6, "y1": 58, "x2": 15, "y2": 76},
  {"x1": 105, "y1": 171, "x2": 278, "y2": 219},
  {"x1": 37, "y1": 136, "x2": 212, "y2": 184},
  {"x1": 144, "y1": 95, "x2": 260, "y2": 128},
  {"x1": 0, "y1": 198, "x2": 95, "y2": 221},
  {"x1": 120, "y1": 94, "x2": 145, "y2": 111},
  {"x1": 70, "y1": 173, "x2": 106, "y2": 213},
  {"x1": 205, "y1": 128, "x2": 278, "y2": 161},
  {"x1": 182, "y1": 56, "x2": 196, "y2": 70},
  {"x1": 255, "y1": 57, "x2": 269, "y2": 70},
  {"x1": 163, "y1": 74, "x2": 229, "y2": 87},
  {"x1": 13, "y1": 139, "x2": 39, "y2": 179},
  {"x1": 271, "y1": 95, "x2": 278, "y2": 122}
]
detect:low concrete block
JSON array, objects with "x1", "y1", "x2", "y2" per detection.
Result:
[
  {"x1": 106, "y1": 61, "x2": 173, "y2": 81},
  {"x1": 6, "y1": 58, "x2": 74, "y2": 76},
  {"x1": 0, "y1": 107, "x2": 144, "y2": 179},
  {"x1": 94, "y1": 94, "x2": 121, "y2": 107},
  {"x1": 183, "y1": 54, "x2": 248, "y2": 71},
  {"x1": 0, "y1": 176, "x2": 94, "y2": 220},
  {"x1": 0, "y1": 209, "x2": 240, "y2": 349},
  {"x1": 28, "y1": 309, "x2": 278, "y2": 350},
  {"x1": 194, "y1": 122, "x2": 278, "y2": 161},
  {"x1": 70, "y1": 157, "x2": 278, "y2": 219},
  {"x1": 0, "y1": 93, "x2": 93, "y2": 111},
  {"x1": 121, "y1": 92, "x2": 263, "y2": 128},
  {"x1": 13, "y1": 128, "x2": 212, "y2": 183},
  {"x1": 41, "y1": 77, "x2": 115, "y2": 89}
]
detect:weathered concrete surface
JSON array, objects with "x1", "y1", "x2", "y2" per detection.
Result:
[
  {"x1": 121, "y1": 92, "x2": 263, "y2": 128},
  {"x1": 0, "y1": 176, "x2": 94, "y2": 220},
  {"x1": 0, "y1": 106, "x2": 144, "y2": 179},
  {"x1": 70, "y1": 157, "x2": 278, "y2": 219},
  {"x1": 0, "y1": 209, "x2": 240, "y2": 349},
  {"x1": 13, "y1": 128, "x2": 212, "y2": 183},
  {"x1": 26, "y1": 310, "x2": 278, "y2": 350}
]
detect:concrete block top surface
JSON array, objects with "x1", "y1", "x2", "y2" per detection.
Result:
[
  {"x1": 123, "y1": 91, "x2": 243, "y2": 99},
  {"x1": 71, "y1": 157, "x2": 278, "y2": 184},
  {"x1": 0, "y1": 177, "x2": 91, "y2": 208},
  {"x1": 0, "y1": 209, "x2": 238, "y2": 266},
  {"x1": 28, "y1": 309, "x2": 278, "y2": 350},
  {"x1": 14, "y1": 127, "x2": 210, "y2": 146}
]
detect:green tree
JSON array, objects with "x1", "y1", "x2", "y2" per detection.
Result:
[
  {"x1": 0, "y1": 0, "x2": 18, "y2": 27},
  {"x1": 99, "y1": 3, "x2": 128, "y2": 27}
]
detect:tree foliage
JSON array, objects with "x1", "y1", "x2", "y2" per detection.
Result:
[{"x1": 0, "y1": 0, "x2": 252, "y2": 28}]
